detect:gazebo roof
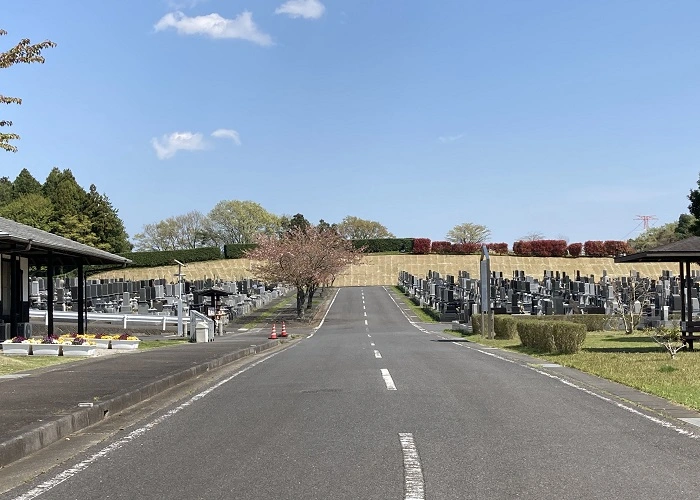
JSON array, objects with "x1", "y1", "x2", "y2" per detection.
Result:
[
  {"x1": 614, "y1": 236, "x2": 700, "y2": 263},
  {"x1": 195, "y1": 287, "x2": 232, "y2": 297},
  {"x1": 0, "y1": 216, "x2": 131, "y2": 266}
]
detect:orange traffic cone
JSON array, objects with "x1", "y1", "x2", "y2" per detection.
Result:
[
  {"x1": 268, "y1": 324, "x2": 277, "y2": 339},
  {"x1": 280, "y1": 321, "x2": 288, "y2": 338}
]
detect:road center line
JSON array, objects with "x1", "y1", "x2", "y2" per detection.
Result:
[
  {"x1": 374, "y1": 350, "x2": 382, "y2": 358},
  {"x1": 399, "y1": 433, "x2": 425, "y2": 500},
  {"x1": 381, "y1": 368, "x2": 397, "y2": 390}
]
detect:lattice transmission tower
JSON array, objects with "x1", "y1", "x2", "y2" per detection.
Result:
[{"x1": 635, "y1": 215, "x2": 658, "y2": 230}]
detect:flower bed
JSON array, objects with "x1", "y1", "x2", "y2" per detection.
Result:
[{"x1": 2, "y1": 337, "x2": 32, "y2": 356}]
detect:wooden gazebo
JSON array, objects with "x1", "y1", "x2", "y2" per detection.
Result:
[{"x1": 615, "y1": 237, "x2": 700, "y2": 348}]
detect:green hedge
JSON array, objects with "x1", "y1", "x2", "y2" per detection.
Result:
[
  {"x1": 493, "y1": 315, "x2": 519, "y2": 339},
  {"x1": 351, "y1": 238, "x2": 414, "y2": 253},
  {"x1": 517, "y1": 320, "x2": 586, "y2": 354},
  {"x1": 532, "y1": 314, "x2": 607, "y2": 332},
  {"x1": 471, "y1": 315, "x2": 519, "y2": 339},
  {"x1": 224, "y1": 244, "x2": 258, "y2": 259},
  {"x1": 120, "y1": 247, "x2": 222, "y2": 268}
]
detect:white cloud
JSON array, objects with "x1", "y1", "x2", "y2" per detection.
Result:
[
  {"x1": 151, "y1": 131, "x2": 206, "y2": 160},
  {"x1": 154, "y1": 11, "x2": 273, "y2": 46},
  {"x1": 438, "y1": 133, "x2": 464, "y2": 143},
  {"x1": 275, "y1": 0, "x2": 325, "y2": 19},
  {"x1": 211, "y1": 129, "x2": 241, "y2": 145}
]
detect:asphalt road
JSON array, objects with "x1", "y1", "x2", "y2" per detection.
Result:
[{"x1": 5, "y1": 286, "x2": 700, "y2": 499}]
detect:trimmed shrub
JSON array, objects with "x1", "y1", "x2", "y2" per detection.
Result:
[
  {"x1": 493, "y1": 315, "x2": 518, "y2": 339},
  {"x1": 534, "y1": 314, "x2": 606, "y2": 332},
  {"x1": 517, "y1": 319, "x2": 587, "y2": 354},
  {"x1": 567, "y1": 243, "x2": 582, "y2": 257},
  {"x1": 431, "y1": 241, "x2": 453, "y2": 254},
  {"x1": 351, "y1": 238, "x2": 414, "y2": 253},
  {"x1": 603, "y1": 240, "x2": 632, "y2": 257},
  {"x1": 452, "y1": 242, "x2": 481, "y2": 254},
  {"x1": 487, "y1": 242, "x2": 509, "y2": 254},
  {"x1": 471, "y1": 314, "x2": 483, "y2": 335},
  {"x1": 121, "y1": 247, "x2": 223, "y2": 268},
  {"x1": 513, "y1": 241, "x2": 533, "y2": 256},
  {"x1": 529, "y1": 239, "x2": 567, "y2": 257},
  {"x1": 224, "y1": 244, "x2": 258, "y2": 259},
  {"x1": 550, "y1": 322, "x2": 587, "y2": 354},
  {"x1": 517, "y1": 320, "x2": 556, "y2": 352},
  {"x1": 413, "y1": 238, "x2": 431, "y2": 254},
  {"x1": 583, "y1": 240, "x2": 606, "y2": 257}
]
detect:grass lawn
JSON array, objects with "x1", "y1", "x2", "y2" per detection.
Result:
[
  {"x1": 451, "y1": 329, "x2": 700, "y2": 411},
  {"x1": 0, "y1": 338, "x2": 190, "y2": 375},
  {"x1": 392, "y1": 287, "x2": 438, "y2": 323}
]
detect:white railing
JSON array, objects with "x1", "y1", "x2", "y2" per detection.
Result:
[{"x1": 29, "y1": 310, "x2": 179, "y2": 331}]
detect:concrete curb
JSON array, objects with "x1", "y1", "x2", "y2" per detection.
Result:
[{"x1": 0, "y1": 339, "x2": 283, "y2": 468}]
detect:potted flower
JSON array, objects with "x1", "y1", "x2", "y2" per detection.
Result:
[
  {"x1": 2, "y1": 336, "x2": 32, "y2": 356},
  {"x1": 110, "y1": 333, "x2": 141, "y2": 350},
  {"x1": 32, "y1": 335, "x2": 60, "y2": 356},
  {"x1": 61, "y1": 336, "x2": 97, "y2": 357}
]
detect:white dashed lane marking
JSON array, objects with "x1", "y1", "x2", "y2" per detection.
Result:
[
  {"x1": 381, "y1": 369, "x2": 397, "y2": 390},
  {"x1": 399, "y1": 433, "x2": 425, "y2": 500},
  {"x1": 374, "y1": 350, "x2": 382, "y2": 358}
]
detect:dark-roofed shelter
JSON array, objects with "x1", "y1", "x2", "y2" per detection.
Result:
[
  {"x1": 0, "y1": 216, "x2": 131, "y2": 339},
  {"x1": 615, "y1": 236, "x2": 700, "y2": 348}
]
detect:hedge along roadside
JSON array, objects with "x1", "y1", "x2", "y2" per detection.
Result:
[
  {"x1": 517, "y1": 319, "x2": 587, "y2": 354},
  {"x1": 471, "y1": 315, "x2": 525, "y2": 340},
  {"x1": 471, "y1": 315, "x2": 587, "y2": 354}
]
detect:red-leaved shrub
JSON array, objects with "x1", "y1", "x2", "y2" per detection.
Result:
[
  {"x1": 604, "y1": 240, "x2": 632, "y2": 257},
  {"x1": 513, "y1": 241, "x2": 533, "y2": 256},
  {"x1": 452, "y1": 242, "x2": 481, "y2": 254},
  {"x1": 413, "y1": 238, "x2": 431, "y2": 254},
  {"x1": 431, "y1": 241, "x2": 453, "y2": 254},
  {"x1": 487, "y1": 243, "x2": 509, "y2": 254},
  {"x1": 567, "y1": 243, "x2": 582, "y2": 257},
  {"x1": 583, "y1": 240, "x2": 606, "y2": 257}
]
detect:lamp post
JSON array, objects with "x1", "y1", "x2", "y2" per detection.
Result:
[{"x1": 174, "y1": 260, "x2": 187, "y2": 337}]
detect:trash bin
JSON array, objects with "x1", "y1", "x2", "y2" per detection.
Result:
[{"x1": 195, "y1": 321, "x2": 209, "y2": 343}]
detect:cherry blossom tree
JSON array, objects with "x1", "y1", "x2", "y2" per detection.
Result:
[{"x1": 246, "y1": 225, "x2": 363, "y2": 318}]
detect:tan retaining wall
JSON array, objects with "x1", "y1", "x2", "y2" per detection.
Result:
[{"x1": 94, "y1": 255, "x2": 694, "y2": 286}]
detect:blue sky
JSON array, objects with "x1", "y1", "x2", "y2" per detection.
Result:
[{"x1": 3, "y1": 0, "x2": 699, "y2": 246}]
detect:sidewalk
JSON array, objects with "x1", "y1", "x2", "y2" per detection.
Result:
[{"x1": 0, "y1": 292, "x2": 327, "y2": 469}]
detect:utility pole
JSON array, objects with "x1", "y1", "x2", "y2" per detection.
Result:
[{"x1": 174, "y1": 260, "x2": 187, "y2": 337}]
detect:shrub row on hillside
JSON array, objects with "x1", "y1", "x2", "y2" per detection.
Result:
[
  {"x1": 120, "y1": 247, "x2": 223, "y2": 267},
  {"x1": 351, "y1": 238, "x2": 414, "y2": 253},
  {"x1": 129, "y1": 237, "x2": 632, "y2": 264}
]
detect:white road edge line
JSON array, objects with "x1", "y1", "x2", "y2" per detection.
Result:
[
  {"x1": 11, "y1": 349, "x2": 289, "y2": 500},
  {"x1": 399, "y1": 433, "x2": 425, "y2": 500},
  {"x1": 374, "y1": 350, "x2": 382, "y2": 358},
  {"x1": 381, "y1": 368, "x2": 397, "y2": 390},
  {"x1": 451, "y1": 341, "x2": 700, "y2": 440},
  {"x1": 382, "y1": 287, "x2": 699, "y2": 440},
  {"x1": 308, "y1": 288, "x2": 341, "y2": 338}
]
